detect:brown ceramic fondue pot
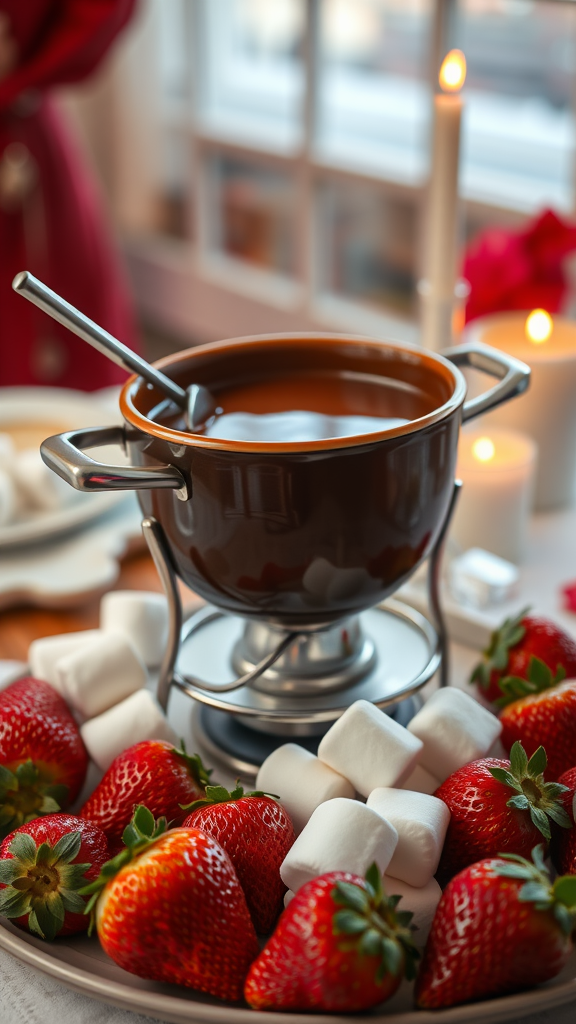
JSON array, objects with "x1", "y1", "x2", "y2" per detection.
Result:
[{"x1": 41, "y1": 333, "x2": 529, "y2": 628}]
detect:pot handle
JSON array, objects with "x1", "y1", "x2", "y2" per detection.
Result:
[
  {"x1": 40, "y1": 426, "x2": 189, "y2": 500},
  {"x1": 442, "y1": 342, "x2": 530, "y2": 423}
]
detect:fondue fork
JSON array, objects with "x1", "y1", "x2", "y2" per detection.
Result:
[{"x1": 12, "y1": 271, "x2": 215, "y2": 430}]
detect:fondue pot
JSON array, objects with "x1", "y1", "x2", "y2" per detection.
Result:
[{"x1": 42, "y1": 333, "x2": 529, "y2": 630}]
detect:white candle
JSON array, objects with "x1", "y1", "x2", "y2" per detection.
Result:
[
  {"x1": 450, "y1": 429, "x2": 537, "y2": 564},
  {"x1": 420, "y1": 49, "x2": 466, "y2": 352},
  {"x1": 463, "y1": 310, "x2": 576, "y2": 509}
]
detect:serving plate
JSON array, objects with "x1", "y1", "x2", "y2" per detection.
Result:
[
  {"x1": 0, "y1": 387, "x2": 127, "y2": 548},
  {"x1": 0, "y1": 919, "x2": 575, "y2": 1024}
]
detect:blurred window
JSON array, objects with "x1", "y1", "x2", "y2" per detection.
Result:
[
  {"x1": 317, "y1": 0, "x2": 434, "y2": 184},
  {"x1": 455, "y1": 0, "x2": 576, "y2": 212},
  {"x1": 198, "y1": 0, "x2": 306, "y2": 150},
  {"x1": 207, "y1": 155, "x2": 297, "y2": 274}
]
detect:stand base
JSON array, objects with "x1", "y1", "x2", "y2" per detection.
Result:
[{"x1": 194, "y1": 694, "x2": 423, "y2": 778}]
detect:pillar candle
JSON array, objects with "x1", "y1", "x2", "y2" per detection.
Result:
[
  {"x1": 450, "y1": 429, "x2": 537, "y2": 564},
  {"x1": 463, "y1": 310, "x2": 576, "y2": 509}
]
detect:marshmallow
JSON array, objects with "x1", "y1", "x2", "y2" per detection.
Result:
[
  {"x1": 256, "y1": 743, "x2": 355, "y2": 834},
  {"x1": 54, "y1": 632, "x2": 146, "y2": 719},
  {"x1": 382, "y1": 875, "x2": 441, "y2": 946},
  {"x1": 80, "y1": 689, "x2": 177, "y2": 772},
  {"x1": 12, "y1": 448, "x2": 73, "y2": 511},
  {"x1": 0, "y1": 468, "x2": 17, "y2": 527},
  {"x1": 317, "y1": 700, "x2": 423, "y2": 797},
  {"x1": 407, "y1": 687, "x2": 502, "y2": 783},
  {"x1": 280, "y1": 798, "x2": 398, "y2": 894},
  {"x1": 400, "y1": 763, "x2": 441, "y2": 796},
  {"x1": 29, "y1": 630, "x2": 102, "y2": 690},
  {"x1": 284, "y1": 890, "x2": 294, "y2": 908},
  {"x1": 100, "y1": 591, "x2": 169, "y2": 668},
  {"x1": 367, "y1": 788, "x2": 450, "y2": 887}
]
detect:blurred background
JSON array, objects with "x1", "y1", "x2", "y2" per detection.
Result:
[{"x1": 4, "y1": 0, "x2": 576, "y2": 373}]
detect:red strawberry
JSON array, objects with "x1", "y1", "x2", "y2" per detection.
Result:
[
  {"x1": 82, "y1": 805, "x2": 259, "y2": 1001},
  {"x1": 470, "y1": 609, "x2": 576, "y2": 705},
  {"x1": 182, "y1": 783, "x2": 295, "y2": 933},
  {"x1": 551, "y1": 766, "x2": 576, "y2": 875},
  {"x1": 244, "y1": 864, "x2": 419, "y2": 1012},
  {"x1": 416, "y1": 847, "x2": 576, "y2": 1009},
  {"x1": 435, "y1": 742, "x2": 571, "y2": 887},
  {"x1": 79, "y1": 740, "x2": 211, "y2": 843},
  {"x1": 0, "y1": 677, "x2": 88, "y2": 839},
  {"x1": 499, "y1": 679, "x2": 576, "y2": 780},
  {"x1": 0, "y1": 813, "x2": 109, "y2": 940}
]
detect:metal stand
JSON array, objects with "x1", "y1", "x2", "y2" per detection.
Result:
[{"x1": 143, "y1": 480, "x2": 461, "y2": 765}]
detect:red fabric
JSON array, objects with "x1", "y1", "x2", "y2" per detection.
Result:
[
  {"x1": 463, "y1": 209, "x2": 576, "y2": 324},
  {"x1": 0, "y1": 0, "x2": 138, "y2": 390}
]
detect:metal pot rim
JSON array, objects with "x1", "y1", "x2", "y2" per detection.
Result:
[{"x1": 119, "y1": 332, "x2": 466, "y2": 454}]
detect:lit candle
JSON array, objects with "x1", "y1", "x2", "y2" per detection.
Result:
[
  {"x1": 420, "y1": 49, "x2": 467, "y2": 352},
  {"x1": 463, "y1": 310, "x2": 576, "y2": 509},
  {"x1": 450, "y1": 429, "x2": 537, "y2": 564}
]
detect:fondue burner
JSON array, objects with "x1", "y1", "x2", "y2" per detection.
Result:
[{"x1": 143, "y1": 482, "x2": 460, "y2": 777}]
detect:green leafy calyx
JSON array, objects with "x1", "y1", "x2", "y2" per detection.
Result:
[
  {"x1": 0, "y1": 760, "x2": 68, "y2": 841},
  {"x1": 495, "y1": 656, "x2": 567, "y2": 708},
  {"x1": 173, "y1": 742, "x2": 212, "y2": 791},
  {"x1": 470, "y1": 607, "x2": 529, "y2": 692},
  {"x1": 488, "y1": 741, "x2": 571, "y2": 841},
  {"x1": 495, "y1": 844, "x2": 576, "y2": 936},
  {"x1": 181, "y1": 780, "x2": 278, "y2": 813},
  {"x1": 0, "y1": 829, "x2": 90, "y2": 941},
  {"x1": 79, "y1": 804, "x2": 167, "y2": 934},
  {"x1": 331, "y1": 862, "x2": 420, "y2": 985}
]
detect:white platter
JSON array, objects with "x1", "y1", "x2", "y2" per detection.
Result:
[
  {"x1": 0, "y1": 387, "x2": 127, "y2": 548},
  {"x1": 0, "y1": 919, "x2": 575, "y2": 1024}
]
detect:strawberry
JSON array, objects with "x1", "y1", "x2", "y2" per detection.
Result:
[
  {"x1": 244, "y1": 864, "x2": 419, "y2": 1012},
  {"x1": 81, "y1": 805, "x2": 259, "y2": 1001},
  {"x1": 0, "y1": 813, "x2": 109, "y2": 940},
  {"x1": 79, "y1": 740, "x2": 211, "y2": 844},
  {"x1": 470, "y1": 609, "x2": 576, "y2": 705},
  {"x1": 499, "y1": 679, "x2": 576, "y2": 780},
  {"x1": 0, "y1": 677, "x2": 88, "y2": 839},
  {"x1": 551, "y1": 766, "x2": 576, "y2": 875},
  {"x1": 182, "y1": 783, "x2": 295, "y2": 934},
  {"x1": 416, "y1": 846, "x2": 576, "y2": 1009},
  {"x1": 435, "y1": 742, "x2": 571, "y2": 887}
]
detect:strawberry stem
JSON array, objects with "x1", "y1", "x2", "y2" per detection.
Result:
[
  {"x1": 488, "y1": 742, "x2": 571, "y2": 841},
  {"x1": 496, "y1": 845, "x2": 576, "y2": 936},
  {"x1": 470, "y1": 607, "x2": 529, "y2": 693},
  {"x1": 495, "y1": 656, "x2": 567, "y2": 707},
  {"x1": 180, "y1": 781, "x2": 278, "y2": 812},
  {"x1": 0, "y1": 761, "x2": 68, "y2": 841},
  {"x1": 331, "y1": 863, "x2": 420, "y2": 984},
  {"x1": 79, "y1": 805, "x2": 167, "y2": 934}
]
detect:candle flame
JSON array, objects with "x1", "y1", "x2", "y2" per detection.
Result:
[
  {"x1": 472, "y1": 437, "x2": 495, "y2": 463},
  {"x1": 439, "y1": 49, "x2": 467, "y2": 93},
  {"x1": 525, "y1": 308, "x2": 553, "y2": 344}
]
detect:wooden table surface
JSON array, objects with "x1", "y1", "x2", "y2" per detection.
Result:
[{"x1": 0, "y1": 551, "x2": 162, "y2": 663}]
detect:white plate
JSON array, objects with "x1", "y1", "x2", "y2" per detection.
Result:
[
  {"x1": 0, "y1": 920, "x2": 575, "y2": 1024},
  {"x1": 0, "y1": 387, "x2": 127, "y2": 548}
]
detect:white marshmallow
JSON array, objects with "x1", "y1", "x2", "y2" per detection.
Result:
[
  {"x1": 100, "y1": 591, "x2": 168, "y2": 668},
  {"x1": 280, "y1": 798, "x2": 398, "y2": 894},
  {"x1": 12, "y1": 448, "x2": 74, "y2": 511},
  {"x1": 407, "y1": 687, "x2": 502, "y2": 782},
  {"x1": 284, "y1": 890, "x2": 294, "y2": 908},
  {"x1": 0, "y1": 468, "x2": 17, "y2": 527},
  {"x1": 382, "y1": 875, "x2": 442, "y2": 946},
  {"x1": 80, "y1": 689, "x2": 177, "y2": 772},
  {"x1": 367, "y1": 788, "x2": 450, "y2": 887},
  {"x1": 400, "y1": 763, "x2": 441, "y2": 796},
  {"x1": 317, "y1": 700, "x2": 423, "y2": 797},
  {"x1": 256, "y1": 743, "x2": 355, "y2": 834},
  {"x1": 29, "y1": 630, "x2": 103, "y2": 690},
  {"x1": 55, "y1": 632, "x2": 146, "y2": 719}
]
